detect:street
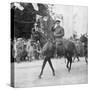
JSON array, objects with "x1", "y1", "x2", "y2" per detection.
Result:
[{"x1": 14, "y1": 57, "x2": 88, "y2": 87}]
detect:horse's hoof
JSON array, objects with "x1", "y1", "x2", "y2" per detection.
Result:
[
  {"x1": 38, "y1": 75, "x2": 42, "y2": 79},
  {"x1": 68, "y1": 68, "x2": 71, "y2": 72},
  {"x1": 72, "y1": 61, "x2": 74, "y2": 63},
  {"x1": 53, "y1": 72, "x2": 55, "y2": 76},
  {"x1": 86, "y1": 61, "x2": 88, "y2": 64},
  {"x1": 17, "y1": 61, "x2": 20, "y2": 63},
  {"x1": 68, "y1": 70, "x2": 70, "y2": 72},
  {"x1": 66, "y1": 65, "x2": 68, "y2": 69}
]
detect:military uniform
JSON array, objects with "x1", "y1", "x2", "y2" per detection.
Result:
[
  {"x1": 51, "y1": 24, "x2": 64, "y2": 57},
  {"x1": 52, "y1": 25, "x2": 64, "y2": 45}
]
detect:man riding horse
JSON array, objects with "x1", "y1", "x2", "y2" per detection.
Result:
[
  {"x1": 51, "y1": 20, "x2": 64, "y2": 57},
  {"x1": 31, "y1": 20, "x2": 76, "y2": 78},
  {"x1": 52, "y1": 20, "x2": 64, "y2": 41}
]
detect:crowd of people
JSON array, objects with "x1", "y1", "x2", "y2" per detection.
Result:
[
  {"x1": 11, "y1": 38, "x2": 41, "y2": 62},
  {"x1": 11, "y1": 35, "x2": 86, "y2": 63},
  {"x1": 11, "y1": 21, "x2": 87, "y2": 63}
]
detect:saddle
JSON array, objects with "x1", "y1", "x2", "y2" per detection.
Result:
[{"x1": 55, "y1": 39, "x2": 63, "y2": 46}]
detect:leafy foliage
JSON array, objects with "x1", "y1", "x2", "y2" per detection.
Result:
[{"x1": 11, "y1": 3, "x2": 50, "y2": 39}]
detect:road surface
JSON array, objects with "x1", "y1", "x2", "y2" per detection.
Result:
[{"x1": 14, "y1": 57, "x2": 88, "y2": 87}]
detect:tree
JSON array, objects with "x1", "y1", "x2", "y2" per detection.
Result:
[{"x1": 11, "y1": 3, "x2": 51, "y2": 39}]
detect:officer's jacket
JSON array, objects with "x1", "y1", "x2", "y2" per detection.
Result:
[{"x1": 54, "y1": 26, "x2": 64, "y2": 39}]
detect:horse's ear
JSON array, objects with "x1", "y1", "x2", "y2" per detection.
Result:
[{"x1": 51, "y1": 26, "x2": 55, "y2": 32}]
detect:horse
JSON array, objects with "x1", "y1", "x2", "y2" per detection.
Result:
[
  {"x1": 72, "y1": 40, "x2": 84, "y2": 62},
  {"x1": 80, "y1": 34, "x2": 88, "y2": 63},
  {"x1": 31, "y1": 31, "x2": 77, "y2": 78}
]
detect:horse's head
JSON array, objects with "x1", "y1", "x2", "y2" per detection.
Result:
[
  {"x1": 31, "y1": 31, "x2": 47, "y2": 47},
  {"x1": 31, "y1": 31, "x2": 40, "y2": 41}
]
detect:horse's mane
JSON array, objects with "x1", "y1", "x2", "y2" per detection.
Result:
[
  {"x1": 32, "y1": 31, "x2": 48, "y2": 48},
  {"x1": 38, "y1": 31, "x2": 48, "y2": 41}
]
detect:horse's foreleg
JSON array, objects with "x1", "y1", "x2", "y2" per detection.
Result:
[
  {"x1": 48, "y1": 58, "x2": 55, "y2": 76},
  {"x1": 69, "y1": 57, "x2": 72, "y2": 72},
  {"x1": 66, "y1": 60, "x2": 69, "y2": 69},
  {"x1": 39, "y1": 57, "x2": 47, "y2": 79},
  {"x1": 77, "y1": 56, "x2": 80, "y2": 62}
]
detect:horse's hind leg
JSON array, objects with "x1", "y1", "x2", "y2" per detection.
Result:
[
  {"x1": 48, "y1": 57, "x2": 55, "y2": 76},
  {"x1": 85, "y1": 56, "x2": 88, "y2": 64},
  {"x1": 66, "y1": 56, "x2": 72, "y2": 72},
  {"x1": 72, "y1": 56, "x2": 75, "y2": 62},
  {"x1": 77, "y1": 56, "x2": 80, "y2": 62},
  {"x1": 39, "y1": 57, "x2": 47, "y2": 79}
]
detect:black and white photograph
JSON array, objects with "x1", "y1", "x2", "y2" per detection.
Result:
[{"x1": 11, "y1": 2, "x2": 88, "y2": 88}]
